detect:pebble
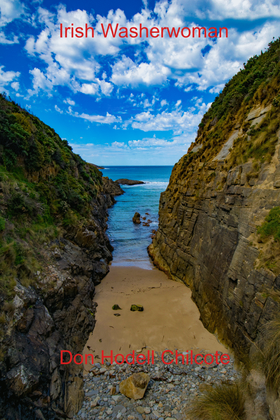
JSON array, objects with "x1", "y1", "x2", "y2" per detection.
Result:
[{"x1": 75, "y1": 351, "x2": 239, "y2": 420}]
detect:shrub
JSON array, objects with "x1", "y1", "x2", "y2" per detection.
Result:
[
  {"x1": 257, "y1": 206, "x2": 280, "y2": 241},
  {"x1": 186, "y1": 382, "x2": 245, "y2": 420},
  {"x1": 261, "y1": 315, "x2": 280, "y2": 391},
  {"x1": 0, "y1": 216, "x2": 5, "y2": 232}
]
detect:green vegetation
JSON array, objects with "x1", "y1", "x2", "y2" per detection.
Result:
[
  {"x1": 112, "y1": 304, "x2": 122, "y2": 310},
  {"x1": 186, "y1": 382, "x2": 245, "y2": 420},
  {"x1": 255, "y1": 207, "x2": 280, "y2": 274},
  {"x1": 261, "y1": 315, "x2": 280, "y2": 391},
  {"x1": 171, "y1": 37, "x2": 280, "y2": 194},
  {"x1": 0, "y1": 92, "x2": 104, "y2": 309},
  {"x1": 130, "y1": 304, "x2": 144, "y2": 311},
  {"x1": 0, "y1": 216, "x2": 5, "y2": 232},
  {"x1": 257, "y1": 206, "x2": 280, "y2": 241}
]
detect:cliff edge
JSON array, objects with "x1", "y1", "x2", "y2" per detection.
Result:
[
  {"x1": 0, "y1": 94, "x2": 123, "y2": 419},
  {"x1": 149, "y1": 38, "x2": 280, "y2": 418}
]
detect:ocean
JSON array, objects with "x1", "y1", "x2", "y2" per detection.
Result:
[{"x1": 101, "y1": 166, "x2": 173, "y2": 269}]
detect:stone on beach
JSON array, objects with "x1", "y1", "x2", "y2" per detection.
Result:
[
  {"x1": 130, "y1": 304, "x2": 144, "y2": 311},
  {"x1": 112, "y1": 304, "x2": 121, "y2": 310},
  {"x1": 119, "y1": 372, "x2": 150, "y2": 399}
]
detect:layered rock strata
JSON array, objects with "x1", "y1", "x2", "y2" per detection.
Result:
[
  {"x1": 0, "y1": 178, "x2": 123, "y2": 420},
  {"x1": 149, "y1": 104, "x2": 280, "y2": 360},
  {"x1": 0, "y1": 177, "x2": 123, "y2": 419}
]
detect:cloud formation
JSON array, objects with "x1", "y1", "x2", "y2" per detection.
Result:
[{"x1": 1, "y1": 0, "x2": 280, "y2": 164}]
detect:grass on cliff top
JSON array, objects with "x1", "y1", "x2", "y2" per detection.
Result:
[
  {"x1": 185, "y1": 381, "x2": 245, "y2": 420},
  {"x1": 172, "y1": 38, "x2": 280, "y2": 194}
]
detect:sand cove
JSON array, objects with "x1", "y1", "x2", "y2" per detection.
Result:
[{"x1": 83, "y1": 265, "x2": 227, "y2": 371}]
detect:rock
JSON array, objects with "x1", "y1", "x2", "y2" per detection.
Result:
[
  {"x1": 130, "y1": 304, "x2": 144, "y2": 311},
  {"x1": 102, "y1": 176, "x2": 124, "y2": 196},
  {"x1": 116, "y1": 179, "x2": 145, "y2": 185},
  {"x1": 65, "y1": 377, "x2": 84, "y2": 418},
  {"x1": 35, "y1": 409, "x2": 46, "y2": 420},
  {"x1": 136, "y1": 406, "x2": 145, "y2": 414},
  {"x1": 133, "y1": 212, "x2": 141, "y2": 224},
  {"x1": 119, "y1": 372, "x2": 150, "y2": 399},
  {"x1": 112, "y1": 304, "x2": 122, "y2": 310},
  {"x1": 110, "y1": 386, "x2": 116, "y2": 395}
]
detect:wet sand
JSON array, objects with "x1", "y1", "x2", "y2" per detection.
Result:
[{"x1": 83, "y1": 266, "x2": 227, "y2": 370}]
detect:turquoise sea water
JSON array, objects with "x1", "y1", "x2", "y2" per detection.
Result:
[{"x1": 101, "y1": 166, "x2": 173, "y2": 269}]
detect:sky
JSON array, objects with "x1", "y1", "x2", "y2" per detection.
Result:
[{"x1": 1, "y1": 0, "x2": 280, "y2": 165}]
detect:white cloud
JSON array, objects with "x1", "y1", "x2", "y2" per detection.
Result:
[
  {"x1": 167, "y1": 0, "x2": 280, "y2": 21},
  {"x1": 79, "y1": 83, "x2": 99, "y2": 95},
  {"x1": 131, "y1": 102, "x2": 210, "y2": 133},
  {"x1": 0, "y1": 32, "x2": 19, "y2": 44},
  {"x1": 11, "y1": 81, "x2": 19, "y2": 90},
  {"x1": 98, "y1": 78, "x2": 114, "y2": 96},
  {"x1": 0, "y1": 65, "x2": 20, "y2": 91},
  {"x1": 204, "y1": 0, "x2": 280, "y2": 20},
  {"x1": 209, "y1": 83, "x2": 225, "y2": 93},
  {"x1": 63, "y1": 98, "x2": 75, "y2": 105},
  {"x1": 0, "y1": 0, "x2": 25, "y2": 26},
  {"x1": 70, "y1": 110, "x2": 122, "y2": 124},
  {"x1": 111, "y1": 141, "x2": 127, "y2": 148},
  {"x1": 24, "y1": 5, "x2": 118, "y2": 97},
  {"x1": 55, "y1": 104, "x2": 63, "y2": 114},
  {"x1": 111, "y1": 56, "x2": 170, "y2": 87}
]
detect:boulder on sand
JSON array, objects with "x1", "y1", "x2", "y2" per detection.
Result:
[
  {"x1": 119, "y1": 372, "x2": 150, "y2": 399},
  {"x1": 112, "y1": 304, "x2": 121, "y2": 310},
  {"x1": 130, "y1": 304, "x2": 144, "y2": 311}
]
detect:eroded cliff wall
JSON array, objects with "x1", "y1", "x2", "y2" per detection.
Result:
[
  {"x1": 149, "y1": 40, "x2": 280, "y2": 362},
  {"x1": 0, "y1": 94, "x2": 123, "y2": 419}
]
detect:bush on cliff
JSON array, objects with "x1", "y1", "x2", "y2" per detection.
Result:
[
  {"x1": 257, "y1": 206, "x2": 280, "y2": 242},
  {"x1": 0, "y1": 93, "x2": 104, "y2": 307}
]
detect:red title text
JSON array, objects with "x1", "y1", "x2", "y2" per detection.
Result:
[{"x1": 59, "y1": 23, "x2": 228, "y2": 39}]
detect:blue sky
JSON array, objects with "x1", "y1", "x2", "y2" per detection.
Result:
[{"x1": 1, "y1": 0, "x2": 280, "y2": 165}]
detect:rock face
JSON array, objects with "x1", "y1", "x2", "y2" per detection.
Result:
[
  {"x1": 119, "y1": 373, "x2": 150, "y2": 399},
  {"x1": 149, "y1": 152, "x2": 280, "y2": 359},
  {"x1": 116, "y1": 179, "x2": 145, "y2": 185},
  {"x1": 0, "y1": 93, "x2": 124, "y2": 419},
  {"x1": 103, "y1": 176, "x2": 124, "y2": 195},
  {"x1": 0, "y1": 178, "x2": 121, "y2": 420},
  {"x1": 149, "y1": 40, "x2": 280, "y2": 418}
]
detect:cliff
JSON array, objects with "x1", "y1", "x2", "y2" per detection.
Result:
[
  {"x1": 149, "y1": 39, "x2": 280, "y2": 417},
  {"x1": 0, "y1": 94, "x2": 123, "y2": 419}
]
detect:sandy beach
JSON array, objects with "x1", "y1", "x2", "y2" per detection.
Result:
[{"x1": 83, "y1": 265, "x2": 227, "y2": 371}]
